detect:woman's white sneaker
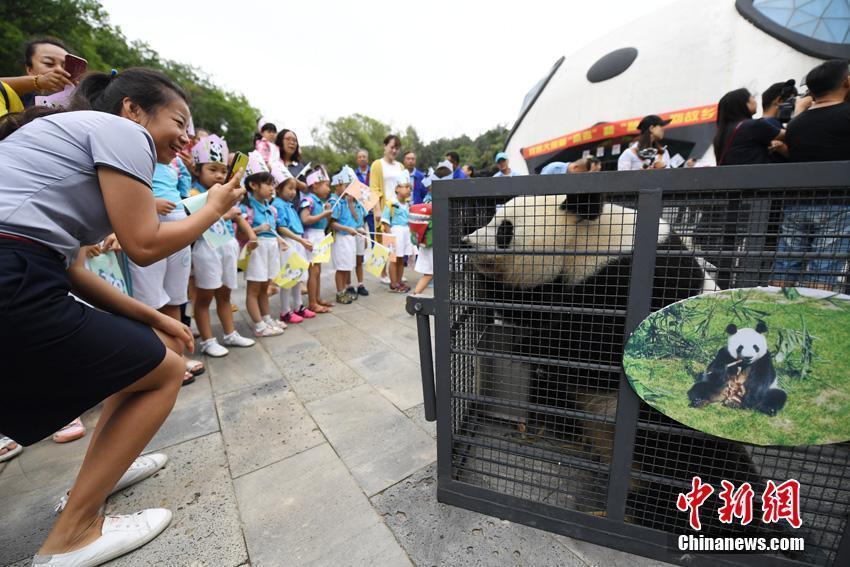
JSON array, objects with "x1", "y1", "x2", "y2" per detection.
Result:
[
  {"x1": 32, "y1": 509, "x2": 172, "y2": 567},
  {"x1": 221, "y1": 332, "x2": 255, "y2": 348},
  {"x1": 199, "y1": 338, "x2": 229, "y2": 357}
]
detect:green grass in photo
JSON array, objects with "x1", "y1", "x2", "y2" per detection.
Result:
[{"x1": 624, "y1": 289, "x2": 850, "y2": 446}]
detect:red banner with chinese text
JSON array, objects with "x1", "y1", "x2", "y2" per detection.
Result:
[{"x1": 521, "y1": 103, "x2": 718, "y2": 159}]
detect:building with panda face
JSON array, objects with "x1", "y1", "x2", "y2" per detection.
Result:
[{"x1": 505, "y1": 0, "x2": 850, "y2": 173}]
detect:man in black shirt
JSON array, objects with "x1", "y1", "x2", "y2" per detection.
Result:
[
  {"x1": 785, "y1": 60, "x2": 850, "y2": 162},
  {"x1": 771, "y1": 60, "x2": 850, "y2": 290}
]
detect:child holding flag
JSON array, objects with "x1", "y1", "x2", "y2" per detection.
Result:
[
  {"x1": 242, "y1": 152, "x2": 287, "y2": 336},
  {"x1": 300, "y1": 166, "x2": 335, "y2": 313},
  {"x1": 381, "y1": 171, "x2": 414, "y2": 293},
  {"x1": 271, "y1": 161, "x2": 315, "y2": 324},
  {"x1": 329, "y1": 168, "x2": 368, "y2": 304},
  {"x1": 190, "y1": 134, "x2": 257, "y2": 356}
]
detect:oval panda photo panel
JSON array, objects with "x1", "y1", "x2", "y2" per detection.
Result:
[{"x1": 623, "y1": 287, "x2": 850, "y2": 446}]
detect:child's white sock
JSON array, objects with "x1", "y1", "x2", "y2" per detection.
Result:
[
  {"x1": 255, "y1": 321, "x2": 268, "y2": 332},
  {"x1": 262, "y1": 315, "x2": 275, "y2": 326}
]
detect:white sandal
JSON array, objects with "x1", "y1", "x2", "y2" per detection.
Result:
[{"x1": 0, "y1": 436, "x2": 22, "y2": 462}]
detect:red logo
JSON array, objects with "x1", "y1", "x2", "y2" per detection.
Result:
[
  {"x1": 762, "y1": 479, "x2": 802, "y2": 528},
  {"x1": 676, "y1": 476, "x2": 715, "y2": 531},
  {"x1": 677, "y1": 477, "x2": 801, "y2": 530}
]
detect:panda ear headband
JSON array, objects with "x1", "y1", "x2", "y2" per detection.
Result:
[{"x1": 560, "y1": 193, "x2": 604, "y2": 222}]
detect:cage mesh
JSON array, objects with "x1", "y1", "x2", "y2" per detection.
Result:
[{"x1": 445, "y1": 188, "x2": 850, "y2": 566}]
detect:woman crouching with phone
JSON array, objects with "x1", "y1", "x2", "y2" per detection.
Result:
[{"x1": 0, "y1": 68, "x2": 244, "y2": 567}]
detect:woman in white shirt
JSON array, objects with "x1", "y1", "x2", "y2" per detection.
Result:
[{"x1": 617, "y1": 115, "x2": 672, "y2": 170}]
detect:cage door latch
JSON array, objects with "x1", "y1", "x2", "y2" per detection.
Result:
[{"x1": 406, "y1": 296, "x2": 437, "y2": 421}]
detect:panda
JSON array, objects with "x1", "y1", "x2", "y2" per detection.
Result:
[
  {"x1": 688, "y1": 321, "x2": 787, "y2": 416},
  {"x1": 464, "y1": 192, "x2": 718, "y2": 393},
  {"x1": 462, "y1": 193, "x2": 785, "y2": 538}
]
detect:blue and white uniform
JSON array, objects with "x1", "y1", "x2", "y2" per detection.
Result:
[
  {"x1": 299, "y1": 193, "x2": 329, "y2": 263},
  {"x1": 381, "y1": 201, "x2": 414, "y2": 258},
  {"x1": 127, "y1": 162, "x2": 192, "y2": 308},
  {"x1": 192, "y1": 183, "x2": 240, "y2": 290},
  {"x1": 329, "y1": 194, "x2": 361, "y2": 271},
  {"x1": 242, "y1": 195, "x2": 280, "y2": 282},
  {"x1": 272, "y1": 196, "x2": 308, "y2": 283}
]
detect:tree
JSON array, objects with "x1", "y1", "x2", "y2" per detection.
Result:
[
  {"x1": 0, "y1": 0, "x2": 260, "y2": 150},
  {"x1": 303, "y1": 113, "x2": 510, "y2": 177}
]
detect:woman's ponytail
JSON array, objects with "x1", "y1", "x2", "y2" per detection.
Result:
[{"x1": 0, "y1": 67, "x2": 187, "y2": 141}]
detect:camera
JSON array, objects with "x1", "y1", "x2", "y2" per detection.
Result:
[
  {"x1": 637, "y1": 147, "x2": 659, "y2": 169},
  {"x1": 776, "y1": 80, "x2": 799, "y2": 125}
]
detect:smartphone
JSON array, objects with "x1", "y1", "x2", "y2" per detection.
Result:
[
  {"x1": 226, "y1": 151, "x2": 249, "y2": 183},
  {"x1": 64, "y1": 54, "x2": 88, "y2": 82}
]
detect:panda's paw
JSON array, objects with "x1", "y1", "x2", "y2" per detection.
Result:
[
  {"x1": 689, "y1": 398, "x2": 709, "y2": 408},
  {"x1": 761, "y1": 407, "x2": 778, "y2": 417}
]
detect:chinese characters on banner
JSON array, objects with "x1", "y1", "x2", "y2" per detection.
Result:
[
  {"x1": 676, "y1": 477, "x2": 802, "y2": 531},
  {"x1": 522, "y1": 104, "x2": 718, "y2": 159}
]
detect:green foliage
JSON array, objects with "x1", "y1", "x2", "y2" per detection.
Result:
[
  {"x1": 0, "y1": 0, "x2": 260, "y2": 150},
  {"x1": 304, "y1": 112, "x2": 510, "y2": 176}
]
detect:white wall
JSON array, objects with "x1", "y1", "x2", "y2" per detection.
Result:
[{"x1": 506, "y1": 0, "x2": 823, "y2": 172}]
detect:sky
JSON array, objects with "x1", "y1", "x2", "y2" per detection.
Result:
[{"x1": 99, "y1": 0, "x2": 680, "y2": 144}]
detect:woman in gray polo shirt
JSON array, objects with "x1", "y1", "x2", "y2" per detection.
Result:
[{"x1": 0, "y1": 68, "x2": 243, "y2": 567}]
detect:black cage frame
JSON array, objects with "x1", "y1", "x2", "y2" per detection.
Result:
[{"x1": 410, "y1": 161, "x2": 850, "y2": 567}]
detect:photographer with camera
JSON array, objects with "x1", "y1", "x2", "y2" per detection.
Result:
[
  {"x1": 713, "y1": 88, "x2": 785, "y2": 165},
  {"x1": 617, "y1": 115, "x2": 672, "y2": 170},
  {"x1": 784, "y1": 59, "x2": 850, "y2": 162},
  {"x1": 761, "y1": 80, "x2": 798, "y2": 161}
]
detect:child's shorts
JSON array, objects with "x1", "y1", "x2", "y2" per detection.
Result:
[
  {"x1": 355, "y1": 232, "x2": 367, "y2": 256},
  {"x1": 280, "y1": 237, "x2": 309, "y2": 282},
  {"x1": 128, "y1": 209, "x2": 191, "y2": 308},
  {"x1": 246, "y1": 237, "x2": 281, "y2": 282},
  {"x1": 415, "y1": 246, "x2": 433, "y2": 275},
  {"x1": 332, "y1": 233, "x2": 356, "y2": 271},
  {"x1": 389, "y1": 225, "x2": 414, "y2": 258},
  {"x1": 304, "y1": 228, "x2": 326, "y2": 263},
  {"x1": 193, "y1": 237, "x2": 239, "y2": 290}
]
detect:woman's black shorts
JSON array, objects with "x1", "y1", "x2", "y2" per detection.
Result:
[{"x1": 0, "y1": 240, "x2": 167, "y2": 445}]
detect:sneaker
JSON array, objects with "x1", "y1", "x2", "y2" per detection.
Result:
[
  {"x1": 34, "y1": 509, "x2": 172, "y2": 567},
  {"x1": 55, "y1": 453, "x2": 169, "y2": 514},
  {"x1": 221, "y1": 332, "x2": 256, "y2": 348},
  {"x1": 254, "y1": 323, "x2": 283, "y2": 337},
  {"x1": 282, "y1": 311, "x2": 304, "y2": 324},
  {"x1": 336, "y1": 291, "x2": 353, "y2": 305},
  {"x1": 380, "y1": 275, "x2": 391, "y2": 285},
  {"x1": 398, "y1": 284, "x2": 412, "y2": 293},
  {"x1": 345, "y1": 287, "x2": 359, "y2": 300},
  {"x1": 199, "y1": 338, "x2": 229, "y2": 358},
  {"x1": 263, "y1": 316, "x2": 286, "y2": 331},
  {"x1": 297, "y1": 307, "x2": 316, "y2": 319},
  {"x1": 402, "y1": 276, "x2": 409, "y2": 283},
  {"x1": 357, "y1": 285, "x2": 369, "y2": 296}
]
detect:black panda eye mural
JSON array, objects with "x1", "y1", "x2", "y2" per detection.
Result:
[
  {"x1": 586, "y1": 47, "x2": 638, "y2": 83},
  {"x1": 496, "y1": 220, "x2": 514, "y2": 250}
]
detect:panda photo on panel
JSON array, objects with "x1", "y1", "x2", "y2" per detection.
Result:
[{"x1": 688, "y1": 320, "x2": 787, "y2": 416}]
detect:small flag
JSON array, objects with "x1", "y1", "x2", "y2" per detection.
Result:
[
  {"x1": 311, "y1": 233, "x2": 334, "y2": 264},
  {"x1": 85, "y1": 251, "x2": 128, "y2": 295},
  {"x1": 381, "y1": 234, "x2": 397, "y2": 262},
  {"x1": 365, "y1": 243, "x2": 390, "y2": 278},
  {"x1": 275, "y1": 251, "x2": 309, "y2": 288},
  {"x1": 344, "y1": 180, "x2": 380, "y2": 213}
]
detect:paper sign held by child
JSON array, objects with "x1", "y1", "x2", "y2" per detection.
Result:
[
  {"x1": 311, "y1": 233, "x2": 334, "y2": 264},
  {"x1": 343, "y1": 180, "x2": 380, "y2": 213},
  {"x1": 365, "y1": 244, "x2": 390, "y2": 278},
  {"x1": 382, "y1": 234, "x2": 397, "y2": 262},
  {"x1": 85, "y1": 251, "x2": 128, "y2": 295},
  {"x1": 275, "y1": 251, "x2": 309, "y2": 289},
  {"x1": 180, "y1": 192, "x2": 233, "y2": 249}
]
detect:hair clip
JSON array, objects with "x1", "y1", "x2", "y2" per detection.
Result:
[{"x1": 110, "y1": 69, "x2": 118, "y2": 77}]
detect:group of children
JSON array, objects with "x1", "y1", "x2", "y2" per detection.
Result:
[{"x1": 108, "y1": 122, "x2": 437, "y2": 378}]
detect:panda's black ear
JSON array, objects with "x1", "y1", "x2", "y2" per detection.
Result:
[
  {"x1": 560, "y1": 193, "x2": 603, "y2": 221},
  {"x1": 726, "y1": 324, "x2": 738, "y2": 335},
  {"x1": 755, "y1": 320, "x2": 768, "y2": 334}
]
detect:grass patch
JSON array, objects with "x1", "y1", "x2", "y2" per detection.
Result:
[{"x1": 624, "y1": 289, "x2": 850, "y2": 446}]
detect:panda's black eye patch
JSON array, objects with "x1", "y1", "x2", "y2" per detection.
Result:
[
  {"x1": 496, "y1": 220, "x2": 514, "y2": 249},
  {"x1": 753, "y1": 345, "x2": 760, "y2": 353}
]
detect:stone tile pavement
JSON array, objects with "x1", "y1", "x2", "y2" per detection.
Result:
[{"x1": 0, "y1": 268, "x2": 673, "y2": 567}]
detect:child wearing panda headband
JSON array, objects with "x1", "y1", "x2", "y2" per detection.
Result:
[
  {"x1": 381, "y1": 169, "x2": 415, "y2": 293},
  {"x1": 190, "y1": 134, "x2": 258, "y2": 355}
]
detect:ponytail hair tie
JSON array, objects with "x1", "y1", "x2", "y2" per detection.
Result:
[{"x1": 110, "y1": 69, "x2": 118, "y2": 78}]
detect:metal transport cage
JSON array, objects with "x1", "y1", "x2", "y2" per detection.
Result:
[{"x1": 408, "y1": 161, "x2": 850, "y2": 567}]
